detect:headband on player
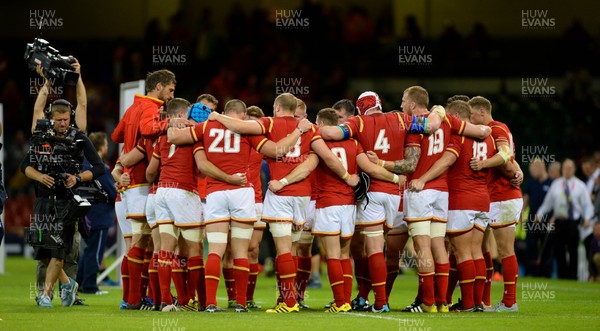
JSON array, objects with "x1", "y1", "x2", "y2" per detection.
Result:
[{"x1": 188, "y1": 102, "x2": 212, "y2": 123}]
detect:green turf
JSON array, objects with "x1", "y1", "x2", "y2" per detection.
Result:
[{"x1": 1, "y1": 257, "x2": 599, "y2": 331}]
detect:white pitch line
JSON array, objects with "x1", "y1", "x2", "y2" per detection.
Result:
[{"x1": 348, "y1": 312, "x2": 414, "y2": 322}]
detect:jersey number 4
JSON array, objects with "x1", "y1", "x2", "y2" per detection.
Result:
[
  {"x1": 208, "y1": 128, "x2": 241, "y2": 153},
  {"x1": 374, "y1": 129, "x2": 390, "y2": 154}
]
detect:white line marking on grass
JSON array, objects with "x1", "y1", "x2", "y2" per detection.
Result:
[{"x1": 349, "y1": 312, "x2": 418, "y2": 322}]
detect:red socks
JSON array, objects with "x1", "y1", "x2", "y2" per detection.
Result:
[
  {"x1": 187, "y1": 256, "x2": 203, "y2": 302},
  {"x1": 327, "y1": 258, "x2": 345, "y2": 306},
  {"x1": 447, "y1": 254, "x2": 458, "y2": 303},
  {"x1": 197, "y1": 258, "x2": 206, "y2": 306},
  {"x1": 148, "y1": 252, "x2": 160, "y2": 305},
  {"x1": 127, "y1": 246, "x2": 145, "y2": 305},
  {"x1": 341, "y1": 259, "x2": 353, "y2": 304},
  {"x1": 233, "y1": 258, "x2": 250, "y2": 306},
  {"x1": 172, "y1": 255, "x2": 190, "y2": 305},
  {"x1": 295, "y1": 257, "x2": 312, "y2": 301},
  {"x1": 368, "y1": 252, "x2": 387, "y2": 308},
  {"x1": 434, "y1": 263, "x2": 450, "y2": 305},
  {"x1": 157, "y1": 250, "x2": 174, "y2": 305},
  {"x1": 457, "y1": 260, "x2": 475, "y2": 309},
  {"x1": 483, "y1": 251, "x2": 493, "y2": 306},
  {"x1": 419, "y1": 272, "x2": 435, "y2": 306},
  {"x1": 205, "y1": 253, "x2": 222, "y2": 306},
  {"x1": 502, "y1": 255, "x2": 518, "y2": 307},
  {"x1": 223, "y1": 267, "x2": 236, "y2": 301},
  {"x1": 356, "y1": 257, "x2": 371, "y2": 300},
  {"x1": 277, "y1": 253, "x2": 297, "y2": 307},
  {"x1": 141, "y1": 251, "x2": 152, "y2": 298},
  {"x1": 385, "y1": 263, "x2": 399, "y2": 301},
  {"x1": 121, "y1": 255, "x2": 129, "y2": 302},
  {"x1": 247, "y1": 263, "x2": 259, "y2": 301},
  {"x1": 474, "y1": 258, "x2": 486, "y2": 306}
]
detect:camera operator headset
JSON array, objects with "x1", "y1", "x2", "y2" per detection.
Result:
[{"x1": 20, "y1": 99, "x2": 104, "y2": 304}]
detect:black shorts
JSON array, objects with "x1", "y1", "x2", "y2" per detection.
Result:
[{"x1": 32, "y1": 198, "x2": 77, "y2": 261}]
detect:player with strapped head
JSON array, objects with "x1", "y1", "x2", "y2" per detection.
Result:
[
  {"x1": 206, "y1": 93, "x2": 358, "y2": 313},
  {"x1": 397, "y1": 87, "x2": 490, "y2": 313},
  {"x1": 312, "y1": 108, "x2": 402, "y2": 312},
  {"x1": 169, "y1": 97, "x2": 313, "y2": 312},
  {"x1": 319, "y1": 90, "x2": 445, "y2": 313},
  {"x1": 111, "y1": 69, "x2": 176, "y2": 310},
  {"x1": 468, "y1": 96, "x2": 523, "y2": 312}
]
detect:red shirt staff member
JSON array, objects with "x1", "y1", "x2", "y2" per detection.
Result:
[{"x1": 111, "y1": 69, "x2": 176, "y2": 310}]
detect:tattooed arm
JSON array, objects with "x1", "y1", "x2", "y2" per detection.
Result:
[{"x1": 365, "y1": 146, "x2": 421, "y2": 175}]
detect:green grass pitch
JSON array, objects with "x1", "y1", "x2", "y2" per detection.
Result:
[{"x1": 1, "y1": 257, "x2": 599, "y2": 331}]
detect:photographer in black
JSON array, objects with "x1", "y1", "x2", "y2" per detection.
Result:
[{"x1": 21, "y1": 102, "x2": 104, "y2": 308}]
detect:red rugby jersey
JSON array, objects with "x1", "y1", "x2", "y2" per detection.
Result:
[
  {"x1": 446, "y1": 134, "x2": 495, "y2": 211},
  {"x1": 344, "y1": 112, "x2": 418, "y2": 195},
  {"x1": 153, "y1": 135, "x2": 199, "y2": 193},
  {"x1": 191, "y1": 121, "x2": 267, "y2": 195},
  {"x1": 248, "y1": 149, "x2": 264, "y2": 203},
  {"x1": 316, "y1": 139, "x2": 362, "y2": 208},
  {"x1": 257, "y1": 116, "x2": 321, "y2": 197},
  {"x1": 136, "y1": 137, "x2": 159, "y2": 194},
  {"x1": 487, "y1": 120, "x2": 522, "y2": 202},
  {"x1": 410, "y1": 114, "x2": 465, "y2": 192}
]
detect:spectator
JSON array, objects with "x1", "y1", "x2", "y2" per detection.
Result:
[
  {"x1": 589, "y1": 223, "x2": 600, "y2": 281},
  {"x1": 582, "y1": 156, "x2": 599, "y2": 196},
  {"x1": 76, "y1": 132, "x2": 117, "y2": 294},
  {"x1": 536, "y1": 159, "x2": 594, "y2": 279},
  {"x1": 548, "y1": 161, "x2": 561, "y2": 180},
  {"x1": 524, "y1": 158, "x2": 554, "y2": 277}
]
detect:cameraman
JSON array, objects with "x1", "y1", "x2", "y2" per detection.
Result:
[
  {"x1": 32, "y1": 59, "x2": 87, "y2": 133},
  {"x1": 21, "y1": 104, "x2": 104, "y2": 308}
]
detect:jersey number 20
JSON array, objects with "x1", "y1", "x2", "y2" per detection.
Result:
[{"x1": 208, "y1": 128, "x2": 241, "y2": 153}]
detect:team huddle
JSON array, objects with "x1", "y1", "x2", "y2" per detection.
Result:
[{"x1": 111, "y1": 69, "x2": 523, "y2": 314}]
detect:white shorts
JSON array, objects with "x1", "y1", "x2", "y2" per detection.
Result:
[
  {"x1": 205, "y1": 187, "x2": 256, "y2": 225},
  {"x1": 304, "y1": 200, "x2": 316, "y2": 230},
  {"x1": 356, "y1": 191, "x2": 400, "y2": 228},
  {"x1": 254, "y1": 203, "x2": 266, "y2": 229},
  {"x1": 145, "y1": 193, "x2": 158, "y2": 229},
  {"x1": 489, "y1": 198, "x2": 523, "y2": 229},
  {"x1": 404, "y1": 189, "x2": 448, "y2": 223},
  {"x1": 261, "y1": 190, "x2": 309, "y2": 226},
  {"x1": 313, "y1": 205, "x2": 356, "y2": 238},
  {"x1": 446, "y1": 210, "x2": 487, "y2": 234},
  {"x1": 388, "y1": 211, "x2": 408, "y2": 235},
  {"x1": 115, "y1": 198, "x2": 132, "y2": 238},
  {"x1": 155, "y1": 187, "x2": 203, "y2": 228},
  {"x1": 121, "y1": 185, "x2": 150, "y2": 220}
]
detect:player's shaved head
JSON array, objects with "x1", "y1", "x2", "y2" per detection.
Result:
[
  {"x1": 468, "y1": 96, "x2": 492, "y2": 114},
  {"x1": 246, "y1": 106, "x2": 264, "y2": 119},
  {"x1": 295, "y1": 98, "x2": 307, "y2": 119},
  {"x1": 446, "y1": 100, "x2": 472, "y2": 122},
  {"x1": 403, "y1": 86, "x2": 429, "y2": 108},
  {"x1": 316, "y1": 108, "x2": 338, "y2": 126},
  {"x1": 223, "y1": 99, "x2": 247, "y2": 115},
  {"x1": 275, "y1": 93, "x2": 297, "y2": 113},
  {"x1": 447, "y1": 95, "x2": 470, "y2": 104},
  {"x1": 166, "y1": 98, "x2": 191, "y2": 117}
]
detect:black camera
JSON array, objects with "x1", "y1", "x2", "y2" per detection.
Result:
[{"x1": 24, "y1": 38, "x2": 79, "y2": 86}]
